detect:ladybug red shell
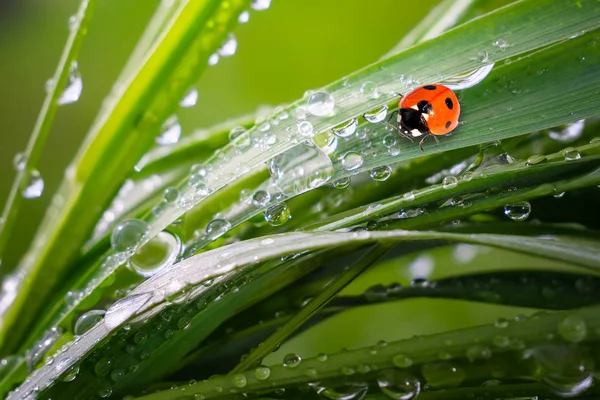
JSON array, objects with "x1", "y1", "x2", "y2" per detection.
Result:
[{"x1": 387, "y1": 84, "x2": 461, "y2": 151}]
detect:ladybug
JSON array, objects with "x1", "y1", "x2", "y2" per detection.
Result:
[{"x1": 386, "y1": 84, "x2": 460, "y2": 151}]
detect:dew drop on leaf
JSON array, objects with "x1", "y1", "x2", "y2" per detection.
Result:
[
  {"x1": 363, "y1": 104, "x2": 388, "y2": 123},
  {"x1": 333, "y1": 177, "x2": 351, "y2": 189},
  {"x1": 282, "y1": 353, "x2": 301, "y2": 368},
  {"x1": 442, "y1": 176, "x2": 458, "y2": 189},
  {"x1": 130, "y1": 231, "x2": 181, "y2": 277},
  {"x1": 307, "y1": 91, "x2": 335, "y2": 116},
  {"x1": 156, "y1": 115, "x2": 181, "y2": 146},
  {"x1": 13, "y1": 152, "x2": 26, "y2": 171},
  {"x1": 558, "y1": 314, "x2": 587, "y2": 343},
  {"x1": 74, "y1": 309, "x2": 105, "y2": 335},
  {"x1": 297, "y1": 120, "x2": 314, "y2": 137},
  {"x1": 205, "y1": 219, "x2": 232, "y2": 240},
  {"x1": 218, "y1": 34, "x2": 237, "y2": 57},
  {"x1": 251, "y1": 0, "x2": 271, "y2": 11},
  {"x1": 110, "y1": 219, "x2": 150, "y2": 253},
  {"x1": 377, "y1": 369, "x2": 421, "y2": 400},
  {"x1": 179, "y1": 87, "x2": 198, "y2": 108},
  {"x1": 503, "y1": 201, "x2": 531, "y2": 221},
  {"x1": 58, "y1": 61, "x2": 82, "y2": 105},
  {"x1": 208, "y1": 53, "x2": 219, "y2": 66},
  {"x1": 22, "y1": 170, "x2": 44, "y2": 199},
  {"x1": 238, "y1": 11, "x2": 250, "y2": 23},
  {"x1": 265, "y1": 203, "x2": 291, "y2": 226},
  {"x1": 333, "y1": 118, "x2": 358, "y2": 137},
  {"x1": 104, "y1": 292, "x2": 153, "y2": 330},
  {"x1": 563, "y1": 147, "x2": 581, "y2": 161},
  {"x1": 341, "y1": 151, "x2": 364, "y2": 171},
  {"x1": 421, "y1": 362, "x2": 465, "y2": 388},
  {"x1": 370, "y1": 165, "x2": 392, "y2": 181},
  {"x1": 254, "y1": 366, "x2": 271, "y2": 380}
]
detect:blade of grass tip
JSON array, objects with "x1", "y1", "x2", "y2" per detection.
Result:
[
  {"x1": 0, "y1": 0, "x2": 97, "y2": 267},
  {"x1": 230, "y1": 242, "x2": 395, "y2": 373}
]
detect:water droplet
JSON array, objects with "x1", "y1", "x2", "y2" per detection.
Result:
[
  {"x1": 254, "y1": 366, "x2": 271, "y2": 380},
  {"x1": 333, "y1": 118, "x2": 358, "y2": 137},
  {"x1": 377, "y1": 369, "x2": 421, "y2": 400},
  {"x1": 442, "y1": 176, "x2": 458, "y2": 189},
  {"x1": 206, "y1": 219, "x2": 232, "y2": 240},
  {"x1": 68, "y1": 15, "x2": 79, "y2": 31},
  {"x1": 297, "y1": 120, "x2": 314, "y2": 137},
  {"x1": 392, "y1": 354, "x2": 413, "y2": 368},
  {"x1": 503, "y1": 201, "x2": 531, "y2": 221},
  {"x1": 130, "y1": 231, "x2": 181, "y2": 277},
  {"x1": 342, "y1": 151, "x2": 364, "y2": 171},
  {"x1": 466, "y1": 345, "x2": 492, "y2": 361},
  {"x1": 104, "y1": 292, "x2": 153, "y2": 329},
  {"x1": 265, "y1": 203, "x2": 291, "y2": 226},
  {"x1": 229, "y1": 126, "x2": 250, "y2": 148},
  {"x1": 251, "y1": 0, "x2": 271, "y2": 10},
  {"x1": 252, "y1": 190, "x2": 270, "y2": 207},
  {"x1": 238, "y1": 11, "x2": 250, "y2": 23},
  {"x1": 495, "y1": 318, "x2": 509, "y2": 328},
  {"x1": 13, "y1": 152, "x2": 26, "y2": 171},
  {"x1": 98, "y1": 387, "x2": 113, "y2": 398},
  {"x1": 360, "y1": 81, "x2": 378, "y2": 97},
  {"x1": 558, "y1": 314, "x2": 587, "y2": 343},
  {"x1": 232, "y1": 373, "x2": 247, "y2": 388},
  {"x1": 179, "y1": 87, "x2": 198, "y2": 108},
  {"x1": 208, "y1": 53, "x2": 219, "y2": 66},
  {"x1": 74, "y1": 310, "x2": 105, "y2": 335},
  {"x1": 307, "y1": 91, "x2": 335, "y2": 116},
  {"x1": 26, "y1": 327, "x2": 61, "y2": 371},
  {"x1": 315, "y1": 383, "x2": 368, "y2": 400},
  {"x1": 493, "y1": 38, "x2": 509, "y2": 50},
  {"x1": 163, "y1": 188, "x2": 179, "y2": 203},
  {"x1": 60, "y1": 364, "x2": 80, "y2": 382},
  {"x1": 563, "y1": 147, "x2": 581, "y2": 161},
  {"x1": 421, "y1": 362, "x2": 465, "y2": 388},
  {"x1": 363, "y1": 105, "x2": 388, "y2": 123},
  {"x1": 549, "y1": 120, "x2": 585, "y2": 142},
  {"x1": 477, "y1": 51, "x2": 489, "y2": 62},
  {"x1": 22, "y1": 170, "x2": 44, "y2": 199},
  {"x1": 526, "y1": 154, "x2": 547, "y2": 165},
  {"x1": 157, "y1": 115, "x2": 181, "y2": 145},
  {"x1": 333, "y1": 177, "x2": 351, "y2": 189},
  {"x1": 283, "y1": 353, "x2": 301, "y2": 368},
  {"x1": 317, "y1": 353, "x2": 328, "y2": 362},
  {"x1": 218, "y1": 34, "x2": 237, "y2": 57},
  {"x1": 58, "y1": 61, "x2": 82, "y2": 105},
  {"x1": 370, "y1": 165, "x2": 392, "y2": 181},
  {"x1": 110, "y1": 219, "x2": 150, "y2": 253}
]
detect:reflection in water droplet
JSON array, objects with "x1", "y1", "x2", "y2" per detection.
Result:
[
  {"x1": 364, "y1": 104, "x2": 388, "y2": 123},
  {"x1": 421, "y1": 362, "x2": 465, "y2": 388},
  {"x1": 333, "y1": 177, "x2": 351, "y2": 189},
  {"x1": 307, "y1": 91, "x2": 335, "y2": 116},
  {"x1": 218, "y1": 34, "x2": 237, "y2": 57},
  {"x1": 22, "y1": 170, "x2": 44, "y2": 199},
  {"x1": 130, "y1": 231, "x2": 181, "y2": 277},
  {"x1": 252, "y1": 190, "x2": 270, "y2": 207},
  {"x1": 156, "y1": 115, "x2": 181, "y2": 145},
  {"x1": 503, "y1": 201, "x2": 531, "y2": 221},
  {"x1": 179, "y1": 87, "x2": 198, "y2": 108},
  {"x1": 342, "y1": 151, "x2": 364, "y2": 171},
  {"x1": 254, "y1": 366, "x2": 270, "y2": 380},
  {"x1": 110, "y1": 219, "x2": 150, "y2": 253},
  {"x1": 206, "y1": 219, "x2": 232, "y2": 240},
  {"x1": 371, "y1": 165, "x2": 392, "y2": 181},
  {"x1": 283, "y1": 353, "x2": 301, "y2": 368},
  {"x1": 442, "y1": 176, "x2": 458, "y2": 189},
  {"x1": 333, "y1": 118, "x2": 358, "y2": 138},
  {"x1": 58, "y1": 61, "x2": 82, "y2": 105},
  {"x1": 563, "y1": 147, "x2": 581, "y2": 161},
  {"x1": 377, "y1": 369, "x2": 421, "y2": 400},
  {"x1": 104, "y1": 292, "x2": 153, "y2": 329},
  {"x1": 265, "y1": 203, "x2": 291, "y2": 226},
  {"x1": 74, "y1": 310, "x2": 105, "y2": 335}
]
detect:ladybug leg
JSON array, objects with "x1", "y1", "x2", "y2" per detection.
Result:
[
  {"x1": 419, "y1": 135, "x2": 430, "y2": 152},
  {"x1": 385, "y1": 110, "x2": 414, "y2": 142}
]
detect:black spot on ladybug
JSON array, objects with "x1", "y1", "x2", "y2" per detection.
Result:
[
  {"x1": 445, "y1": 97, "x2": 454, "y2": 110},
  {"x1": 445, "y1": 121, "x2": 452, "y2": 129},
  {"x1": 423, "y1": 85, "x2": 437, "y2": 90},
  {"x1": 417, "y1": 100, "x2": 433, "y2": 114}
]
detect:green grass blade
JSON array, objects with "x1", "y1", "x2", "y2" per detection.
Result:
[{"x1": 0, "y1": 0, "x2": 97, "y2": 265}]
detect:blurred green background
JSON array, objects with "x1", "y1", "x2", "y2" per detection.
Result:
[{"x1": 0, "y1": 0, "x2": 438, "y2": 269}]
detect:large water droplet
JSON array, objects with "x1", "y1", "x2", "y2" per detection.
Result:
[
  {"x1": 307, "y1": 91, "x2": 335, "y2": 116},
  {"x1": 342, "y1": 151, "x2": 364, "y2": 171},
  {"x1": 26, "y1": 327, "x2": 61, "y2": 371},
  {"x1": 549, "y1": 120, "x2": 585, "y2": 142},
  {"x1": 558, "y1": 314, "x2": 587, "y2": 343},
  {"x1": 265, "y1": 203, "x2": 291, "y2": 226},
  {"x1": 333, "y1": 118, "x2": 358, "y2": 137},
  {"x1": 370, "y1": 165, "x2": 392, "y2": 181},
  {"x1": 156, "y1": 115, "x2": 181, "y2": 145},
  {"x1": 104, "y1": 292, "x2": 153, "y2": 330},
  {"x1": 364, "y1": 104, "x2": 388, "y2": 123},
  {"x1": 377, "y1": 369, "x2": 421, "y2": 400},
  {"x1": 421, "y1": 362, "x2": 465, "y2": 388},
  {"x1": 130, "y1": 231, "x2": 181, "y2": 277},
  {"x1": 179, "y1": 87, "x2": 198, "y2": 108},
  {"x1": 283, "y1": 353, "x2": 301, "y2": 368},
  {"x1": 58, "y1": 61, "x2": 82, "y2": 105},
  {"x1": 218, "y1": 34, "x2": 237, "y2": 57},
  {"x1": 74, "y1": 310, "x2": 105, "y2": 335},
  {"x1": 563, "y1": 147, "x2": 581, "y2": 161},
  {"x1": 22, "y1": 170, "x2": 44, "y2": 199},
  {"x1": 503, "y1": 201, "x2": 531, "y2": 221},
  {"x1": 251, "y1": 0, "x2": 271, "y2": 10},
  {"x1": 13, "y1": 152, "x2": 27, "y2": 171},
  {"x1": 254, "y1": 366, "x2": 271, "y2": 380},
  {"x1": 110, "y1": 219, "x2": 150, "y2": 253},
  {"x1": 206, "y1": 219, "x2": 232, "y2": 240}
]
